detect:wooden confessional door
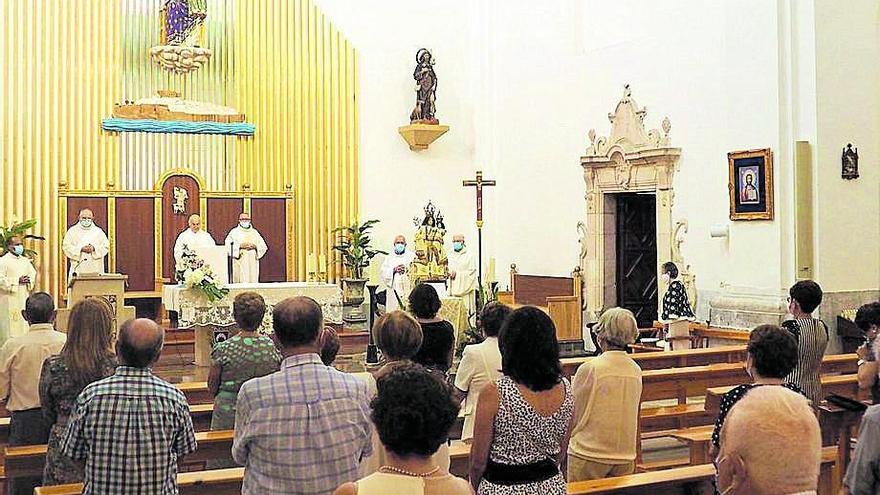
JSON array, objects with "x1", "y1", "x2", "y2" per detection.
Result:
[{"x1": 616, "y1": 193, "x2": 658, "y2": 328}]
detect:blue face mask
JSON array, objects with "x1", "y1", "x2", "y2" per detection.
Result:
[
  {"x1": 453, "y1": 241, "x2": 464, "y2": 252},
  {"x1": 394, "y1": 243, "x2": 406, "y2": 255},
  {"x1": 80, "y1": 218, "x2": 93, "y2": 228},
  {"x1": 11, "y1": 245, "x2": 24, "y2": 256},
  {"x1": 240, "y1": 221, "x2": 251, "y2": 229}
]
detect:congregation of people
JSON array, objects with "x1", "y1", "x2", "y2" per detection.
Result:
[{"x1": 2, "y1": 223, "x2": 880, "y2": 494}]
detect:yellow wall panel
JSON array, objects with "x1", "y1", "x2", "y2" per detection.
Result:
[
  {"x1": 234, "y1": 0, "x2": 358, "y2": 281},
  {"x1": 1, "y1": 0, "x2": 358, "y2": 296}
]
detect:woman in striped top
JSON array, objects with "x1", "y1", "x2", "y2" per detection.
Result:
[{"x1": 782, "y1": 280, "x2": 828, "y2": 405}]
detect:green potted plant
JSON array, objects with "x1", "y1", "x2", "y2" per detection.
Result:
[
  {"x1": 332, "y1": 219, "x2": 387, "y2": 305},
  {"x1": 0, "y1": 218, "x2": 45, "y2": 260}
]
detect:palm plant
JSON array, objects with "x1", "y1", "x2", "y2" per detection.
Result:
[
  {"x1": 332, "y1": 219, "x2": 387, "y2": 280},
  {"x1": 0, "y1": 218, "x2": 45, "y2": 259}
]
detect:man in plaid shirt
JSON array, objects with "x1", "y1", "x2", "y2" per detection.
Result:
[
  {"x1": 233, "y1": 296, "x2": 373, "y2": 495},
  {"x1": 61, "y1": 318, "x2": 197, "y2": 494}
]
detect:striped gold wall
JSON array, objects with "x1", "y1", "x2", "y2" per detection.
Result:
[
  {"x1": 0, "y1": 0, "x2": 123, "y2": 296},
  {"x1": 234, "y1": 0, "x2": 359, "y2": 282},
  {"x1": 1, "y1": 0, "x2": 358, "y2": 295}
]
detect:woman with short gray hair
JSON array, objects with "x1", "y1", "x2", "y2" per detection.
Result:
[{"x1": 568, "y1": 307, "x2": 643, "y2": 481}]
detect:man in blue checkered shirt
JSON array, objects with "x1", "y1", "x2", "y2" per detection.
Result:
[
  {"x1": 233, "y1": 296, "x2": 373, "y2": 495},
  {"x1": 61, "y1": 318, "x2": 197, "y2": 494}
]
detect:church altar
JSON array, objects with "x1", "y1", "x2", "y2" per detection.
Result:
[
  {"x1": 162, "y1": 282, "x2": 343, "y2": 366},
  {"x1": 162, "y1": 282, "x2": 344, "y2": 327}
]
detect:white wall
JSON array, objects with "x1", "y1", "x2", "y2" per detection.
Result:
[
  {"x1": 813, "y1": 0, "x2": 880, "y2": 292},
  {"x1": 314, "y1": 0, "x2": 482, "y2": 256},
  {"x1": 316, "y1": 0, "x2": 877, "y2": 304}
]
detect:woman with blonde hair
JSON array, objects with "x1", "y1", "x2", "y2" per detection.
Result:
[
  {"x1": 39, "y1": 298, "x2": 117, "y2": 485},
  {"x1": 567, "y1": 307, "x2": 643, "y2": 481}
]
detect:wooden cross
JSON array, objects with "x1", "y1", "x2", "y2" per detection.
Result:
[
  {"x1": 462, "y1": 170, "x2": 496, "y2": 228},
  {"x1": 462, "y1": 170, "x2": 496, "y2": 297}
]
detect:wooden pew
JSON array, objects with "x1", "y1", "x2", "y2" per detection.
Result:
[
  {"x1": 34, "y1": 467, "x2": 244, "y2": 495},
  {"x1": 497, "y1": 266, "x2": 583, "y2": 343},
  {"x1": 705, "y1": 373, "x2": 860, "y2": 416},
  {"x1": 562, "y1": 350, "x2": 856, "y2": 378},
  {"x1": 31, "y1": 443, "x2": 841, "y2": 495},
  {"x1": 561, "y1": 345, "x2": 747, "y2": 375},
  {"x1": 581, "y1": 445, "x2": 837, "y2": 494},
  {"x1": 567, "y1": 464, "x2": 715, "y2": 494},
  {"x1": 176, "y1": 381, "x2": 212, "y2": 405},
  {"x1": 5, "y1": 430, "x2": 234, "y2": 480}
]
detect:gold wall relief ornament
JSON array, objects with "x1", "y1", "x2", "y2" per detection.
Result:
[{"x1": 172, "y1": 187, "x2": 189, "y2": 214}]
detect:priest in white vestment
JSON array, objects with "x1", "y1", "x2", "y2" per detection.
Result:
[
  {"x1": 380, "y1": 235, "x2": 415, "y2": 312},
  {"x1": 447, "y1": 234, "x2": 477, "y2": 315},
  {"x1": 224, "y1": 212, "x2": 268, "y2": 284},
  {"x1": 62, "y1": 209, "x2": 109, "y2": 281},
  {"x1": 173, "y1": 214, "x2": 217, "y2": 271},
  {"x1": 0, "y1": 237, "x2": 36, "y2": 343}
]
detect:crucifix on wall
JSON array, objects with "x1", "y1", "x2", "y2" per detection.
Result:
[{"x1": 462, "y1": 170, "x2": 496, "y2": 290}]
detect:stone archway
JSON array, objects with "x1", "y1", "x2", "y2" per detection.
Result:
[{"x1": 578, "y1": 86, "x2": 683, "y2": 321}]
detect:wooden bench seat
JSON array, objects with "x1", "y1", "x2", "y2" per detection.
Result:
[
  {"x1": 6, "y1": 430, "x2": 234, "y2": 479},
  {"x1": 34, "y1": 467, "x2": 244, "y2": 495},
  {"x1": 705, "y1": 373, "x2": 860, "y2": 416},
  {"x1": 31, "y1": 443, "x2": 842, "y2": 495}
]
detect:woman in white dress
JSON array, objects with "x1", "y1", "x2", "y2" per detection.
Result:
[{"x1": 454, "y1": 302, "x2": 512, "y2": 443}]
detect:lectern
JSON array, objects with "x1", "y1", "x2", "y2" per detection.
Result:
[{"x1": 56, "y1": 274, "x2": 136, "y2": 336}]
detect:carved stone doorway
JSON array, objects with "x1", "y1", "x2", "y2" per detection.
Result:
[{"x1": 578, "y1": 86, "x2": 682, "y2": 322}]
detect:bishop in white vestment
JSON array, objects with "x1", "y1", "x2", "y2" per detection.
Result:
[
  {"x1": 224, "y1": 213, "x2": 268, "y2": 284},
  {"x1": 380, "y1": 235, "x2": 415, "y2": 312},
  {"x1": 447, "y1": 234, "x2": 477, "y2": 315},
  {"x1": 173, "y1": 214, "x2": 217, "y2": 269},
  {"x1": 0, "y1": 237, "x2": 36, "y2": 343},
  {"x1": 62, "y1": 209, "x2": 109, "y2": 281}
]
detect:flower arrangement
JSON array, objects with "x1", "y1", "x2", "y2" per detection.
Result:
[{"x1": 177, "y1": 245, "x2": 228, "y2": 303}]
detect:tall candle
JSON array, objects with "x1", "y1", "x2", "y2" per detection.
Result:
[
  {"x1": 307, "y1": 253, "x2": 315, "y2": 275},
  {"x1": 368, "y1": 258, "x2": 381, "y2": 285},
  {"x1": 487, "y1": 257, "x2": 496, "y2": 284},
  {"x1": 319, "y1": 254, "x2": 327, "y2": 273}
]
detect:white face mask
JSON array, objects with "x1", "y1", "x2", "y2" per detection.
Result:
[
  {"x1": 240, "y1": 221, "x2": 251, "y2": 229},
  {"x1": 80, "y1": 218, "x2": 93, "y2": 228}
]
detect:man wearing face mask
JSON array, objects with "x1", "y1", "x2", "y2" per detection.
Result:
[
  {"x1": 447, "y1": 234, "x2": 477, "y2": 315},
  {"x1": 380, "y1": 235, "x2": 415, "y2": 312},
  {"x1": 0, "y1": 237, "x2": 37, "y2": 344},
  {"x1": 173, "y1": 214, "x2": 217, "y2": 274},
  {"x1": 224, "y1": 213, "x2": 268, "y2": 284},
  {"x1": 62, "y1": 209, "x2": 109, "y2": 281}
]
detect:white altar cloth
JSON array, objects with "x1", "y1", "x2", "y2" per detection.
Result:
[{"x1": 162, "y1": 282, "x2": 344, "y2": 329}]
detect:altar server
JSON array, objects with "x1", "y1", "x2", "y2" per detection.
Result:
[
  {"x1": 224, "y1": 213, "x2": 268, "y2": 284},
  {"x1": 447, "y1": 234, "x2": 477, "y2": 315},
  {"x1": 62, "y1": 209, "x2": 109, "y2": 281},
  {"x1": 173, "y1": 214, "x2": 216, "y2": 268},
  {"x1": 380, "y1": 235, "x2": 415, "y2": 311},
  {"x1": 0, "y1": 237, "x2": 37, "y2": 343}
]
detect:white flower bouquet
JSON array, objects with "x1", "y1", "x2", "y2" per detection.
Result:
[{"x1": 177, "y1": 245, "x2": 228, "y2": 303}]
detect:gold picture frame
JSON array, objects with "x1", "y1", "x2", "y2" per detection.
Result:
[{"x1": 728, "y1": 148, "x2": 773, "y2": 221}]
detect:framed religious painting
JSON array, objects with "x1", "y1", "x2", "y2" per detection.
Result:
[{"x1": 728, "y1": 148, "x2": 773, "y2": 220}]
